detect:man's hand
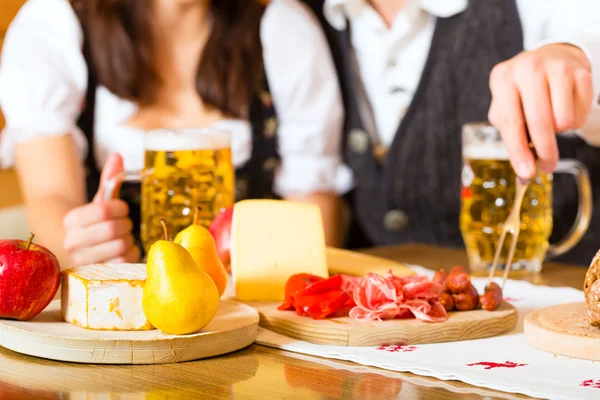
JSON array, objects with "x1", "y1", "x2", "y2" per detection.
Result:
[{"x1": 488, "y1": 43, "x2": 594, "y2": 179}]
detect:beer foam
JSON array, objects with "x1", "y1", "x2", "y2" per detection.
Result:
[
  {"x1": 145, "y1": 129, "x2": 230, "y2": 151},
  {"x1": 463, "y1": 144, "x2": 509, "y2": 160}
]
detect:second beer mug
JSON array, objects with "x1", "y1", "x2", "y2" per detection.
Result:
[
  {"x1": 459, "y1": 123, "x2": 592, "y2": 274},
  {"x1": 104, "y1": 128, "x2": 235, "y2": 254}
]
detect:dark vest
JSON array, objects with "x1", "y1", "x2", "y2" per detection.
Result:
[
  {"x1": 305, "y1": 0, "x2": 600, "y2": 266},
  {"x1": 76, "y1": 11, "x2": 280, "y2": 248}
]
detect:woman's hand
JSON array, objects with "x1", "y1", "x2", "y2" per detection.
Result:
[
  {"x1": 63, "y1": 154, "x2": 140, "y2": 266},
  {"x1": 488, "y1": 43, "x2": 594, "y2": 179}
]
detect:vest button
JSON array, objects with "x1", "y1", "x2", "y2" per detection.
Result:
[
  {"x1": 262, "y1": 157, "x2": 278, "y2": 172},
  {"x1": 348, "y1": 129, "x2": 369, "y2": 154},
  {"x1": 384, "y1": 210, "x2": 408, "y2": 233}
]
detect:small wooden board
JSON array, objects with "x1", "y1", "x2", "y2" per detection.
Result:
[
  {"x1": 247, "y1": 301, "x2": 518, "y2": 346},
  {"x1": 0, "y1": 299, "x2": 259, "y2": 365},
  {"x1": 326, "y1": 247, "x2": 415, "y2": 277},
  {"x1": 524, "y1": 302, "x2": 600, "y2": 361}
]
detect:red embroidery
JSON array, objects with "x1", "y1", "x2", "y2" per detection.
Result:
[
  {"x1": 467, "y1": 361, "x2": 527, "y2": 370},
  {"x1": 581, "y1": 379, "x2": 600, "y2": 389},
  {"x1": 503, "y1": 297, "x2": 522, "y2": 303},
  {"x1": 377, "y1": 345, "x2": 418, "y2": 353}
]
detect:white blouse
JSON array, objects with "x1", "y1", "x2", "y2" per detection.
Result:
[{"x1": 0, "y1": 0, "x2": 353, "y2": 197}]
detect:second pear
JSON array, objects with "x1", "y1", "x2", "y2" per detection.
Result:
[{"x1": 174, "y1": 207, "x2": 229, "y2": 297}]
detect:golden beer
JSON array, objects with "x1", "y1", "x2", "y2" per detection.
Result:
[
  {"x1": 140, "y1": 130, "x2": 234, "y2": 254},
  {"x1": 459, "y1": 122, "x2": 592, "y2": 275},
  {"x1": 460, "y1": 156, "x2": 553, "y2": 273}
]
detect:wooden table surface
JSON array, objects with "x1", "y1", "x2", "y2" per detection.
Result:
[{"x1": 0, "y1": 244, "x2": 587, "y2": 400}]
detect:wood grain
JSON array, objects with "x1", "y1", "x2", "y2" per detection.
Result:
[
  {"x1": 248, "y1": 301, "x2": 517, "y2": 346},
  {"x1": 524, "y1": 302, "x2": 600, "y2": 361},
  {"x1": 0, "y1": 300, "x2": 259, "y2": 364}
]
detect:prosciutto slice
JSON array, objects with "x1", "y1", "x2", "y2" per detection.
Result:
[{"x1": 350, "y1": 271, "x2": 448, "y2": 323}]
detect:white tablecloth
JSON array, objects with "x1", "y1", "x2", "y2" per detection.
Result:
[{"x1": 255, "y1": 266, "x2": 600, "y2": 400}]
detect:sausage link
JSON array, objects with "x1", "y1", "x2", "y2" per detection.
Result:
[
  {"x1": 452, "y1": 284, "x2": 480, "y2": 311},
  {"x1": 446, "y1": 265, "x2": 471, "y2": 293},
  {"x1": 480, "y1": 282, "x2": 503, "y2": 311},
  {"x1": 433, "y1": 269, "x2": 448, "y2": 291},
  {"x1": 440, "y1": 292, "x2": 455, "y2": 311}
]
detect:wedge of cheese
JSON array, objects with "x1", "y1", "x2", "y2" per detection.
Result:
[
  {"x1": 231, "y1": 200, "x2": 329, "y2": 302},
  {"x1": 61, "y1": 263, "x2": 153, "y2": 331}
]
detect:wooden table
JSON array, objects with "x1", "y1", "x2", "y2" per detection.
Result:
[{"x1": 0, "y1": 244, "x2": 587, "y2": 400}]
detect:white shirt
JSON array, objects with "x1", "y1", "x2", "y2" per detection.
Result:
[
  {"x1": 324, "y1": 0, "x2": 600, "y2": 147},
  {"x1": 0, "y1": 0, "x2": 352, "y2": 197}
]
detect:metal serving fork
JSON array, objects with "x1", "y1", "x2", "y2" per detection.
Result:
[{"x1": 487, "y1": 175, "x2": 531, "y2": 289}]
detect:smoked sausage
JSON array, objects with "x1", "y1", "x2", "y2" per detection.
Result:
[
  {"x1": 446, "y1": 265, "x2": 471, "y2": 293},
  {"x1": 440, "y1": 292, "x2": 455, "y2": 311},
  {"x1": 433, "y1": 269, "x2": 448, "y2": 291},
  {"x1": 453, "y1": 284, "x2": 479, "y2": 311},
  {"x1": 480, "y1": 282, "x2": 503, "y2": 311}
]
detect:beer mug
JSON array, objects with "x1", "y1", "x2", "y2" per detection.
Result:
[
  {"x1": 459, "y1": 122, "x2": 592, "y2": 274},
  {"x1": 104, "y1": 128, "x2": 235, "y2": 254}
]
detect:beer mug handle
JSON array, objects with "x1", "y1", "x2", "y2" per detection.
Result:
[
  {"x1": 547, "y1": 160, "x2": 593, "y2": 258},
  {"x1": 102, "y1": 171, "x2": 142, "y2": 202}
]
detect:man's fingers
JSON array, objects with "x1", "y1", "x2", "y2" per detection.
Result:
[
  {"x1": 514, "y1": 56, "x2": 558, "y2": 174},
  {"x1": 64, "y1": 218, "x2": 133, "y2": 251},
  {"x1": 70, "y1": 234, "x2": 135, "y2": 267},
  {"x1": 547, "y1": 60, "x2": 576, "y2": 133},
  {"x1": 63, "y1": 200, "x2": 129, "y2": 229},
  {"x1": 574, "y1": 68, "x2": 594, "y2": 127},
  {"x1": 489, "y1": 63, "x2": 535, "y2": 179}
]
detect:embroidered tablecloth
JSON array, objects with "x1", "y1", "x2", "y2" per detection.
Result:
[{"x1": 255, "y1": 266, "x2": 600, "y2": 400}]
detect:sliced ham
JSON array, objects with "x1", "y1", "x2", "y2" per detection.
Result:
[
  {"x1": 402, "y1": 280, "x2": 443, "y2": 300},
  {"x1": 350, "y1": 270, "x2": 448, "y2": 323}
]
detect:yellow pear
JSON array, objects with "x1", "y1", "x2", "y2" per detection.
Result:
[
  {"x1": 143, "y1": 219, "x2": 219, "y2": 335},
  {"x1": 174, "y1": 207, "x2": 228, "y2": 297}
]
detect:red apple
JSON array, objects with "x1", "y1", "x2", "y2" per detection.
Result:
[
  {"x1": 0, "y1": 233, "x2": 61, "y2": 321},
  {"x1": 209, "y1": 206, "x2": 233, "y2": 271}
]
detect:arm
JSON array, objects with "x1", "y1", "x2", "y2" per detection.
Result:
[
  {"x1": 15, "y1": 140, "x2": 137, "y2": 269},
  {"x1": 260, "y1": 0, "x2": 352, "y2": 247},
  {"x1": 14, "y1": 135, "x2": 86, "y2": 267},
  {"x1": 488, "y1": 0, "x2": 600, "y2": 179}
]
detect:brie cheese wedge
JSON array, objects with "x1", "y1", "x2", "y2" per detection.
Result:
[{"x1": 61, "y1": 263, "x2": 153, "y2": 331}]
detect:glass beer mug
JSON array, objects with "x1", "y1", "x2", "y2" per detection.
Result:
[
  {"x1": 459, "y1": 123, "x2": 592, "y2": 274},
  {"x1": 104, "y1": 128, "x2": 235, "y2": 254}
]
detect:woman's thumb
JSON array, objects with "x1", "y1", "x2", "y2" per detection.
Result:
[{"x1": 93, "y1": 153, "x2": 125, "y2": 202}]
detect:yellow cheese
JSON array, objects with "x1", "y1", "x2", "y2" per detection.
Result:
[
  {"x1": 61, "y1": 263, "x2": 154, "y2": 331},
  {"x1": 231, "y1": 200, "x2": 329, "y2": 301}
]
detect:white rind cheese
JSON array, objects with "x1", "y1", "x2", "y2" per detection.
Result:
[
  {"x1": 61, "y1": 263, "x2": 154, "y2": 331},
  {"x1": 231, "y1": 199, "x2": 329, "y2": 302}
]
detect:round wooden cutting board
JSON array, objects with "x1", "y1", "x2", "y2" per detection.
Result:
[
  {"x1": 0, "y1": 299, "x2": 259, "y2": 365},
  {"x1": 524, "y1": 302, "x2": 600, "y2": 361},
  {"x1": 246, "y1": 301, "x2": 518, "y2": 346}
]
